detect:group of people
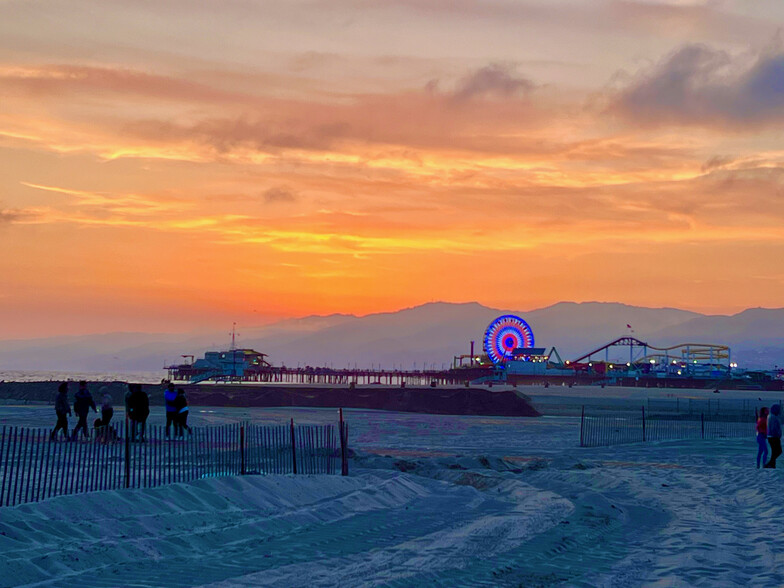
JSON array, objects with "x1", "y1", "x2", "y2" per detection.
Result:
[
  {"x1": 51, "y1": 381, "x2": 192, "y2": 442},
  {"x1": 757, "y1": 404, "x2": 783, "y2": 468},
  {"x1": 125, "y1": 382, "x2": 192, "y2": 442},
  {"x1": 51, "y1": 380, "x2": 114, "y2": 441},
  {"x1": 165, "y1": 382, "x2": 193, "y2": 438}
]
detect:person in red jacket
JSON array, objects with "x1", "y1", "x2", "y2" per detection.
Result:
[{"x1": 757, "y1": 407, "x2": 769, "y2": 468}]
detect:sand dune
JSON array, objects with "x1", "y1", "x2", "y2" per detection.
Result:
[
  {"x1": 0, "y1": 471, "x2": 570, "y2": 587},
  {"x1": 1, "y1": 404, "x2": 781, "y2": 586}
]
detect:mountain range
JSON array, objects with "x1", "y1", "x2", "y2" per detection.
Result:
[{"x1": 1, "y1": 302, "x2": 783, "y2": 373}]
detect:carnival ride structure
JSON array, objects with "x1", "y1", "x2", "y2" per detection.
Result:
[{"x1": 565, "y1": 337, "x2": 732, "y2": 377}]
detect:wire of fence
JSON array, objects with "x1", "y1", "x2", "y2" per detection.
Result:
[
  {"x1": 0, "y1": 419, "x2": 343, "y2": 508},
  {"x1": 644, "y1": 396, "x2": 780, "y2": 417},
  {"x1": 579, "y1": 406, "x2": 755, "y2": 448}
]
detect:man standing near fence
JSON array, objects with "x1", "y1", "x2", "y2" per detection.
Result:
[
  {"x1": 127, "y1": 384, "x2": 150, "y2": 442},
  {"x1": 765, "y1": 404, "x2": 782, "y2": 468}
]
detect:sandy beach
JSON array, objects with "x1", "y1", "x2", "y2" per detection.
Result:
[{"x1": 0, "y1": 385, "x2": 779, "y2": 587}]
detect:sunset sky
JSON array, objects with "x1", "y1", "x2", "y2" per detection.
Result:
[{"x1": 2, "y1": 0, "x2": 784, "y2": 338}]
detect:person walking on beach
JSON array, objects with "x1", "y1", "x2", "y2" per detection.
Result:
[
  {"x1": 757, "y1": 407, "x2": 769, "y2": 468},
  {"x1": 765, "y1": 404, "x2": 782, "y2": 468},
  {"x1": 174, "y1": 388, "x2": 192, "y2": 437},
  {"x1": 164, "y1": 382, "x2": 178, "y2": 438},
  {"x1": 50, "y1": 382, "x2": 71, "y2": 441},
  {"x1": 99, "y1": 386, "x2": 113, "y2": 427},
  {"x1": 128, "y1": 384, "x2": 150, "y2": 442},
  {"x1": 71, "y1": 381, "x2": 98, "y2": 440}
]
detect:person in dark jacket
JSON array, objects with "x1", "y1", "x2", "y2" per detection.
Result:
[
  {"x1": 50, "y1": 382, "x2": 71, "y2": 441},
  {"x1": 765, "y1": 404, "x2": 783, "y2": 468},
  {"x1": 128, "y1": 384, "x2": 150, "y2": 442},
  {"x1": 71, "y1": 381, "x2": 98, "y2": 440},
  {"x1": 164, "y1": 382, "x2": 178, "y2": 437},
  {"x1": 174, "y1": 388, "x2": 192, "y2": 437}
]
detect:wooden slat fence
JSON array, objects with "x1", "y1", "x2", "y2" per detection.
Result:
[
  {"x1": 0, "y1": 420, "x2": 341, "y2": 508},
  {"x1": 580, "y1": 406, "x2": 756, "y2": 447}
]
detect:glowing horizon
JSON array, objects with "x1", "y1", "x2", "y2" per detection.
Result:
[{"x1": 2, "y1": 1, "x2": 784, "y2": 338}]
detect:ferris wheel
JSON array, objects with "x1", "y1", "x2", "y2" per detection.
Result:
[{"x1": 483, "y1": 315, "x2": 535, "y2": 364}]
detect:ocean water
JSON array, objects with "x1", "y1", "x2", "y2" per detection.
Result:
[{"x1": 0, "y1": 369, "x2": 167, "y2": 384}]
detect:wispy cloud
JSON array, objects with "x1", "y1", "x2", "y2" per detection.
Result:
[
  {"x1": 263, "y1": 186, "x2": 298, "y2": 203},
  {"x1": 20, "y1": 182, "x2": 186, "y2": 215},
  {"x1": 445, "y1": 63, "x2": 535, "y2": 102},
  {"x1": 0, "y1": 64, "x2": 253, "y2": 104},
  {"x1": 0, "y1": 207, "x2": 34, "y2": 224}
]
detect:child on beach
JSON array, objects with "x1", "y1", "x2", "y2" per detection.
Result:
[
  {"x1": 93, "y1": 417, "x2": 118, "y2": 442},
  {"x1": 99, "y1": 385, "x2": 113, "y2": 427},
  {"x1": 757, "y1": 407, "x2": 769, "y2": 468}
]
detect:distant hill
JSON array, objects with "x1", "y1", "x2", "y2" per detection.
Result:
[
  {"x1": 0, "y1": 302, "x2": 783, "y2": 372},
  {"x1": 651, "y1": 308, "x2": 784, "y2": 368}
]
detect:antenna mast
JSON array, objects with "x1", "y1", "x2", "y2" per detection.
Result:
[{"x1": 230, "y1": 322, "x2": 238, "y2": 351}]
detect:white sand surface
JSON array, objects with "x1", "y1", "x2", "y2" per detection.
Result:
[
  {"x1": 1, "y1": 400, "x2": 782, "y2": 586},
  {"x1": 0, "y1": 470, "x2": 571, "y2": 587}
]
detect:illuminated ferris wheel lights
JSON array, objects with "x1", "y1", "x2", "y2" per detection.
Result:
[{"x1": 483, "y1": 315, "x2": 535, "y2": 365}]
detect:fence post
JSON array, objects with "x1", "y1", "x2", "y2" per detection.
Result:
[
  {"x1": 701, "y1": 412, "x2": 705, "y2": 439},
  {"x1": 342, "y1": 422, "x2": 349, "y2": 476},
  {"x1": 642, "y1": 406, "x2": 646, "y2": 442},
  {"x1": 124, "y1": 414, "x2": 130, "y2": 489},
  {"x1": 290, "y1": 418, "x2": 297, "y2": 475},
  {"x1": 580, "y1": 405, "x2": 585, "y2": 447},
  {"x1": 339, "y1": 408, "x2": 348, "y2": 476},
  {"x1": 240, "y1": 424, "x2": 246, "y2": 476}
]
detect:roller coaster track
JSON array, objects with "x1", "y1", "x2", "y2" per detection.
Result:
[{"x1": 570, "y1": 337, "x2": 730, "y2": 365}]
